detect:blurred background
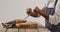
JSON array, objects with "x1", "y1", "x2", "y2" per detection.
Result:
[{"x1": 0, "y1": 0, "x2": 48, "y2": 26}]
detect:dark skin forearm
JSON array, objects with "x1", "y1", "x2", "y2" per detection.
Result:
[
  {"x1": 38, "y1": 10, "x2": 49, "y2": 20},
  {"x1": 29, "y1": 10, "x2": 49, "y2": 20},
  {"x1": 27, "y1": 7, "x2": 49, "y2": 20},
  {"x1": 29, "y1": 11, "x2": 39, "y2": 17},
  {"x1": 33, "y1": 7, "x2": 49, "y2": 20}
]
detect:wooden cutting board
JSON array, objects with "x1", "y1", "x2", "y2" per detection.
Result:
[{"x1": 16, "y1": 22, "x2": 38, "y2": 28}]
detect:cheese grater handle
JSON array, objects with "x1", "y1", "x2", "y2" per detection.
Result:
[{"x1": 24, "y1": 15, "x2": 29, "y2": 20}]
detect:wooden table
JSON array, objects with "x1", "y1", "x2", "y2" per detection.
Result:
[{"x1": 0, "y1": 27, "x2": 51, "y2": 32}]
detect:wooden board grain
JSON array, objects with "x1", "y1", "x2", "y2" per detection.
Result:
[
  {"x1": 37, "y1": 28, "x2": 51, "y2": 32},
  {"x1": 0, "y1": 27, "x2": 7, "y2": 32},
  {"x1": 0, "y1": 27, "x2": 51, "y2": 32},
  {"x1": 26, "y1": 28, "x2": 37, "y2": 32},
  {"x1": 7, "y1": 28, "x2": 18, "y2": 32},
  {"x1": 19, "y1": 28, "x2": 26, "y2": 32}
]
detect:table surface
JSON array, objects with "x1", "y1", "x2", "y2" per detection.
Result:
[{"x1": 0, "y1": 27, "x2": 51, "y2": 32}]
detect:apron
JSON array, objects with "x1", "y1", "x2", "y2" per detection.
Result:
[{"x1": 42, "y1": 0, "x2": 58, "y2": 31}]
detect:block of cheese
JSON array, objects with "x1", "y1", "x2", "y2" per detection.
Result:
[
  {"x1": 16, "y1": 19, "x2": 26, "y2": 24},
  {"x1": 16, "y1": 21, "x2": 38, "y2": 28}
]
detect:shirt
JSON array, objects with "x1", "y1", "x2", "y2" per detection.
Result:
[
  {"x1": 42, "y1": 0, "x2": 58, "y2": 30},
  {"x1": 42, "y1": 0, "x2": 56, "y2": 15},
  {"x1": 44, "y1": 0, "x2": 56, "y2": 8},
  {"x1": 47, "y1": 0, "x2": 56, "y2": 8},
  {"x1": 49, "y1": 0, "x2": 60, "y2": 25}
]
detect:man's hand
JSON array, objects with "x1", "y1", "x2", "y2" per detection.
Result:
[
  {"x1": 26, "y1": 8, "x2": 39, "y2": 17},
  {"x1": 33, "y1": 7, "x2": 43, "y2": 15},
  {"x1": 33, "y1": 7, "x2": 49, "y2": 20},
  {"x1": 26, "y1": 7, "x2": 49, "y2": 21},
  {"x1": 26, "y1": 8, "x2": 32, "y2": 16}
]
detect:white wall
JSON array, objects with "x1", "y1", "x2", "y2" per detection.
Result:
[{"x1": 0, "y1": 0, "x2": 47, "y2": 26}]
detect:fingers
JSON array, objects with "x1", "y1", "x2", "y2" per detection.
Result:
[
  {"x1": 35, "y1": 7, "x2": 39, "y2": 9},
  {"x1": 26, "y1": 8, "x2": 31, "y2": 11},
  {"x1": 26, "y1": 8, "x2": 32, "y2": 15},
  {"x1": 26, "y1": 7, "x2": 41, "y2": 16},
  {"x1": 33, "y1": 7, "x2": 40, "y2": 13}
]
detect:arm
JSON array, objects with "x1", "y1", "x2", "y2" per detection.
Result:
[
  {"x1": 26, "y1": 7, "x2": 49, "y2": 20},
  {"x1": 33, "y1": 7, "x2": 49, "y2": 20},
  {"x1": 38, "y1": 10, "x2": 49, "y2": 20},
  {"x1": 29, "y1": 11, "x2": 39, "y2": 17},
  {"x1": 27, "y1": 8, "x2": 39, "y2": 17}
]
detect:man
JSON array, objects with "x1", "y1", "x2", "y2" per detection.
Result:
[
  {"x1": 43, "y1": 0, "x2": 58, "y2": 30},
  {"x1": 26, "y1": 0, "x2": 60, "y2": 32},
  {"x1": 27, "y1": 0, "x2": 58, "y2": 31}
]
